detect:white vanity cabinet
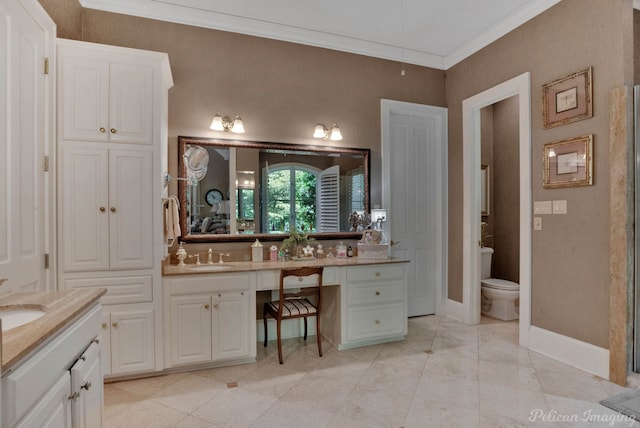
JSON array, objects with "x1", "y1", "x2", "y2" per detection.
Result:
[
  {"x1": 165, "y1": 273, "x2": 256, "y2": 368},
  {"x1": 2, "y1": 305, "x2": 102, "y2": 428},
  {"x1": 57, "y1": 39, "x2": 172, "y2": 379},
  {"x1": 342, "y1": 265, "x2": 407, "y2": 346}
]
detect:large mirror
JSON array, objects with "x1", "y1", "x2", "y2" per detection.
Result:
[{"x1": 178, "y1": 136, "x2": 370, "y2": 242}]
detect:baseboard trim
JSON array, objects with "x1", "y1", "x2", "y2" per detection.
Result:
[
  {"x1": 438, "y1": 298, "x2": 465, "y2": 322},
  {"x1": 529, "y1": 325, "x2": 609, "y2": 379}
]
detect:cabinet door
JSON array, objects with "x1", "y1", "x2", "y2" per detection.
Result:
[
  {"x1": 100, "y1": 312, "x2": 112, "y2": 376},
  {"x1": 61, "y1": 145, "x2": 109, "y2": 272},
  {"x1": 212, "y1": 291, "x2": 250, "y2": 361},
  {"x1": 109, "y1": 62, "x2": 153, "y2": 145},
  {"x1": 59, "y1": 55, "x2": 109, "y2": 143},
  {"x1": 108, "y1": 149, "x2": 153, "y2": 270},
  {"x1": 15, "y1": 373, "x2": 71, "y2": 428},
  {"x1": 70, "y1": 341, "x2": 103, "y2": 428},
  {"x1": 110, "y1": 310, "x2": 155, "y2": 375},
  {"x1": 170, "y1": 294, "x2": 212, "y2": 366}
]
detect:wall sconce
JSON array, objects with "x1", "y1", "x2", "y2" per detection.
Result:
[
  {"x1": 210, "y1": 112, "x2": 245, "y2": 133},
  {"x1": 548, "y1": 148, "x2": 556, "y2": 157},
  {"x1": 313, "y1": 123, "x2": 343, "y2": 141}
]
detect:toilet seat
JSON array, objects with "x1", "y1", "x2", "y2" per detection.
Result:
[{"x1": 481, "y1": 278, "x2": 519, "y2": 291}]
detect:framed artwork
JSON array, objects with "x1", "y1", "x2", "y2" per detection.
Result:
[
  {"x1": 543, "y1": 135, "x2": 593, "y2": 189},
  {"x1": 542, "y1": 67, "x2": 593, "y2": 129}
]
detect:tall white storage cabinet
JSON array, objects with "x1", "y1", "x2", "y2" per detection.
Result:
[{"x1": 57, "y1": 40, "x2": 173, "y2": 377}]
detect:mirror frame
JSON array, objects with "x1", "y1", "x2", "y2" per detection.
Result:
[{"x1": 178, "y1": 136, "x2": 370, "y2": 242}]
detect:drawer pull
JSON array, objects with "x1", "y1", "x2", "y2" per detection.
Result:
[
  {"x1": 213, "y1": 304, "x2": 219, "y2": 309},
  {"x1": 204, "y1": 304, "x2": 210, "y2": 309},
  {"x1": 101, "y1": 322, "x2": 107, "y2": 329},
  {"x1": 375, "y1": 272, "x2": 381, "y2": 277},
  {"x1": 81, "y1": 381, "x2": 92, "y2": 391},
  {"x1": 375, "y1": 320, "x2": 381, "y2": 325},
  {"x1": 375, "y1": 291, "x2": 380, "y2": 296},
  {"x1": 111, "y1": 322, "x2": 118, "y2": 328},
  {"x1": 69, "y1": 392, "x2": 80, "y2": 401}
]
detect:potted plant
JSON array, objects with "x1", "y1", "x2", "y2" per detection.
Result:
[{"x1": 280, "y1": 226, "x2": 315, "y2": 258}]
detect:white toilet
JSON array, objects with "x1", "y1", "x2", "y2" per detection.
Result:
[{"x1": 480, "y1": 247, "x2": 519, "y2": 321}]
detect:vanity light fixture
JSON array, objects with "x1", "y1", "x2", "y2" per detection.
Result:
[
  {"x1": 548, "y1": 148, "x2": 556, "y2": 157},
  {"x1": 210, "y1": 112, "x2": 245, "y2": 133},
  {"x1": 313, "y1": 123, "x2": 343, "y2": 141}
]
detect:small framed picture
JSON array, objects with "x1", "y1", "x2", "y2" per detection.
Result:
[
  {"x1": 543, "y1": 67, "x2": 593, "y2": 129},
  {"x1": 361, "y1": 229, "x2": 381, "y2": 245},
  {"x1": 543, "y1": 135, "x2": 593, "y2": 189}
]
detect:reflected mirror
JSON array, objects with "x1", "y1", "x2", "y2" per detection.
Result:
[{"x1": 178, "y1": 136, "x2": 370, "y2": 242}]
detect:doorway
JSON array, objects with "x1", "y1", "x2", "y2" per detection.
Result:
[{"x1": 461, "y1": 73, "x2": 531, "y2": 347}]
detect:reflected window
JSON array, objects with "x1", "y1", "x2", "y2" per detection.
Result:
[{"x1": 264, "y1": 165, "x2": 318, "y2": 233}]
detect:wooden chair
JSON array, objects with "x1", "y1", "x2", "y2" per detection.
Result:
[{"x1": 263, "y1": 266, "x2": 324, "y2": 364}]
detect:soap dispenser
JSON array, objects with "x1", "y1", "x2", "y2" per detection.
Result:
[{"x1": 176, "y1": 242, "x2": 187, "y2": 266}]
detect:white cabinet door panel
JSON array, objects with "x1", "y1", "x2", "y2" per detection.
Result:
[
  {"x1": 110, "y1": 310, "x2": 155, "y2": 374},
  {"x1": 61, "y1": 146, "x2": 109, "y2": 272},
  {"x1": 170, "y1": 294, "x2": 212, "y2": 366},
  {"x1": 213, "y1": 291, "x2": 250, "y2": 360},
  {"x1": 109, "y1": 149, "x2": 153, "y2": 270},
  {"x1": 15, "y1": 373, "x2": 71, "y2": 428},
  {"x1": 59, "y1": 56, "x2": 109, "y2": 142},
  {"x1": 109, "y1": 62, "x2": 153, "y2": 145}
]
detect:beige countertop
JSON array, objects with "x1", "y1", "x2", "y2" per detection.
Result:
[
  {"x1": 163, "y1": 256, "x2": 409, "y2": 276},
  {"x1": 0, "y1": 288, "x2": 106, "y2": 372}
]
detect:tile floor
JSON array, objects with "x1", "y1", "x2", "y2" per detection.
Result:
[{"x1": 104, "y1": 315, "x2": 640, "y2": 427}]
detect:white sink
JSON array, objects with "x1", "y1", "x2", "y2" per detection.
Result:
[
  {"x1": 185, "y1": 264, "x2": 233, "y2": 272},
  {"x1": 0, "y1": 309, "x2": 46, "y2": 331}
]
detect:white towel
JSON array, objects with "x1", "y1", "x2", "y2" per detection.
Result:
[{"x1": 164, "y1": 196, "x2": 181, "y2": 246}]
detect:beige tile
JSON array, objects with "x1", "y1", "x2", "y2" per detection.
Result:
[
  {"x1": 240, "y1": 362, "x2": 307, "y2": 398},
  {"x1": 253, "y1": 400, "x2": 334, "y2": 428},
  {"x1": 192, "y1": 362, "x2": 261, "y2": 384},
  {"x1": 280, "y1": 373, "x2": 355, "y2": 412},
  {"x1": 175, "y1": 415, "x2": 218, "y2": 428},
  {"x1": 422, "y1": 352, "x2": 479, "y2": 381},
  {"x1": 338, "y1": 384, "x2": 413, "y2": 428},
  {"x1": 374, "y1": 346, "x2": 429, "y2": 372},
  {"x1": 103, "y1": 383, "x2": 147, "y2": 421},
  {"x1": 479, "y1": 341, "x2": 533, "y2": 368},
  {"x1": 359, "y1": 361, "x2": 422, "y2": 388},
  {"x1": 536, "y1": 369, "x2": 610, "y2": 403},
  {"x1": 108, "y1": 372, "x2": 189, "y2": 397},
  {"x1": 192, "y1": 387, "x2": 277, "y2": 427},
  {"x1": 479, "y1": 383, "x2": 549, "y2": 423},
  {"x1": 327, "y1": 413, "x2": 386, "y2": 428},
  {"x1": 529, "y1": 351, "x2": 588, "y2": 377},
  {"x1": 414, "y1": 373, "x2": 479, "y2": 411},
  {"x1": 405, "y1": 397, "x2": 480, "y2": 428},
  {"x1": 544, "y1": 394, "x2": 640, "y2": 428},
  {"x1": 309, "y1": 352, "x2": 371, "y2": 384},
  {"x1": 430, "y1": 334, "x2": 479, "y2": 359},
  {"x1": 104, "y1": 399, "x2": 188, "y2": 428},
  {"x1": 150, "y1": 373, "x2": 226, "y2": 414},
  {"x1": 478, "y1": 360, "x2": 541, "y2": 393}
]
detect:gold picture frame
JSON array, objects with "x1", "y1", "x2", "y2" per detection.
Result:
[
  {"x1": 543, "y1": 135, "x2": 593, "y2": 189},
  {"x1": 542, "y1": 67, "x2": 593, "y2": 129}
]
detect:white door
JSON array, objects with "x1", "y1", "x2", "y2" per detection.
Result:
[
  {"x1": 110, "y1": 309, "x2": 155, "y2": 374},
  {"x1": 213, "y1": 291, "x2": 250, "y2": 360},
  {"x1": 382, "y1": 100, "x2": 447, "y2": 317},
  {"x1": 15, "y1": 373, "x2": 72, "y2": 428},
  {"x1": 70, "y1": 341, "x2": 103, "y2": 428},
  {"x1": 170, "y1": 294, "x2": 212, "y2": 366},
  {"x1": 0, "y1": 0, "x2": 47, "y2": 293},
  {"x1": 109, "y1": 62, "x2": 154, "y2": 145}
]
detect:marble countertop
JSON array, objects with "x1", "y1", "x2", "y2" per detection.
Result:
[
  {"x1": 163, "y1": 256, "x2": 409, "y2": 276},
  {"x1": 0, "y1": 288, "x2": 106, "y2": 372}
]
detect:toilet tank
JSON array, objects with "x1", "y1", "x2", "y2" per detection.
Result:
[{"x1": 480, "y1": 247, "x2": 494, "y2": 280}]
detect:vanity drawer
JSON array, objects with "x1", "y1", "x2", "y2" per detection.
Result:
[
  {"x1": 166, "y1": 273, "x2": 251, "y2": 294},
  {"x1": 346, "y1": 265, "x2": 404, "y2": 283},
  {"x1": 257, "y1": 267, "x2": 338, "y2": 290},
  {"x1": 65, "y1": 275, "x2": 152, "y2": 305},
  {"x1": 347, "y1": 281, "x2": 404, "y2": 306},
  {"x1": 346, "y1": 303, "x2": 405, "y2": 342}
]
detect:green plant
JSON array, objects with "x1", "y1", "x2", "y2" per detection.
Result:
[
  {"x1": 280, "y1": 226, "x2": 315, "y2": 252},
  {"x1": 481, "y1": 222, "x2": 492, "y2": 247}
]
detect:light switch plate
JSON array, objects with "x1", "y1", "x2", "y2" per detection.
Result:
[
  {"x1": 534, "y1": 217, "x2": 542, "y2": 231},
  {"x1": 533, "y1": 201, "x2": 552, "y2": 215},
  {"x1": 552, "y1": 200, "x2": 567, "y2": 214}
]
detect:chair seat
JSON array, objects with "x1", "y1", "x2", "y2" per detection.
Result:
[{"x1": 266, "y1": 299, "x2": 317, "y2": 317}]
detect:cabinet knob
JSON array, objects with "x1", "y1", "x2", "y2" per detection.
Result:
[
  {"x1": 375, "y1": 320, "x2": 381, "y2": 325},
  {"x1": 375, "y1": 291, "x2": 380, "y2": 296},
  {"x1": 213, "y1": 304, "x2": 219, "y2": 309},
  {"x1": 298, "y1": 277, "x2": 304, "y2": 282},
  {"x1": 110, "y1": 128, "x2": 117, "y2": 134},
  {"x1": 204, "y1": 304, "x2": 210, "y2": 309},
  {"x1": 99, "y1": 127, "x2": 106, "y2": 133},
  {"x1": 110, "y1": 207, "x2": 117, "y2": 213},
  {"x1": 375, "y1": 272, "x2": 381, "y2": 277},
  {"x1": 68, "y1": 391, "x2": 80, "y2": 401},
  {"x1": 101, "y1": 322, "x2": 107, "y2": 329},
  {"x1": 112, "y1": 322, "x2": 118, "y2": 328},
  {"x1": 99, "y1": 207, "x2": 106, "y2": 212},
  {"x1": 81, "y1": 381, "x2": 92, "y2": 391}
]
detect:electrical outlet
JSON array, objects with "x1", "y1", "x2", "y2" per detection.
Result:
[{"x1": 534, "y1": 217, "x2": 542, "y2": 231}]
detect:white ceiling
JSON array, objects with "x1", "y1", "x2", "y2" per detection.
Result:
[{"x1": 80, "y1": 0, "x2": 561, "y2": 70}]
